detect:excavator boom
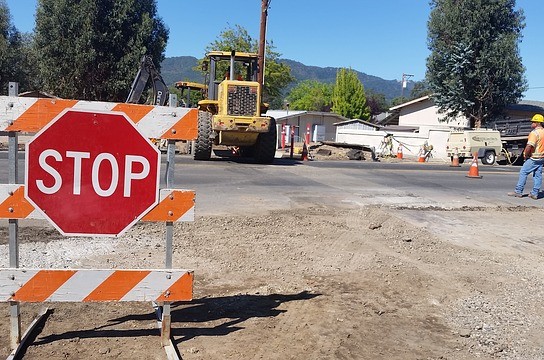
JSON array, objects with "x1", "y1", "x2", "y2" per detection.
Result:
[{"x1": 126, "y1": 55, "x2": 169, "y2": 106}]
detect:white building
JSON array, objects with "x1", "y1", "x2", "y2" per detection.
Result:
[
  {"x1": 336, "y1": 96, "x2": 469, "y2": 158},
  {"x1": 267, "y1": 110, "x2": 347, "y2": 145}
]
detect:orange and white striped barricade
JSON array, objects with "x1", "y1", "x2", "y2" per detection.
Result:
[
  {"x1": 142, "y1": 189, "x2": 195, "y2": 222},
  {"x1": 0, "y1": 190, "x2": 195, "y2": 353},
  {"x1": 0, "y1": 185, "x2": 195, "y2": 223},
  {"x1": 1, "y1": 94, "x2": 198, "y2": 356},
  {"x1": 0, "y1": 269, "x2": 193, "y2": 303},
  {"x1": 0, "y1": 184, "x2": 40, "y2": 220},
  {"x1": 0, "y1": 96, "x2": 199, "y2": 141}
]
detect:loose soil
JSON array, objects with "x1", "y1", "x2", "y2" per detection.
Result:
[{"x1": 1, "y1": 204, "x2": 544, "y2": 359}]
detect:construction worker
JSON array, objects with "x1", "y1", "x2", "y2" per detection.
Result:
[{"x1": 508, "y1": 113, "x2": 544, "y2": 199}]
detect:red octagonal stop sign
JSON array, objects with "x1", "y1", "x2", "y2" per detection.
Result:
[{"x1": 25, "y1": 109, "x2": 160, "y2": 237}]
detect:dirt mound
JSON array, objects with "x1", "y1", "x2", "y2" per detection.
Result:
[{"x1": 309, "y1": 143, "x2": 376, "y2": 161}]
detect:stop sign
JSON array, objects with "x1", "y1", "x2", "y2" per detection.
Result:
[{"x1": 25, "y1": 109, "x2": 160, "y2": 237}]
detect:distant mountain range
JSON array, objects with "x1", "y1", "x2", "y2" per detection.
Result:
[{"x1": 160, "y1": 56, "x2": 413, "y2": 102}]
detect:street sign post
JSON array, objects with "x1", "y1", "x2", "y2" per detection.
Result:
[{"x1": 25, "y1": 109, "x2": 160, "y2": 237}]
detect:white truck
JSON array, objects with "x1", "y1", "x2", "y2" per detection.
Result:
[{"x1": 446, "y1": 130, "x2": 503, "y2": 165}]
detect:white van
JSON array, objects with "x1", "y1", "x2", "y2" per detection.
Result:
[{"x1": 446, "y1": 130, "x2": 503, "y2": 165}]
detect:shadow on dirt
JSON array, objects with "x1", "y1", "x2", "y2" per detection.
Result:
[
  {"x1": 10, "y1": 307, "x2": 52, "y2": 359},
  {"x1": 170, "y1": 290, "x2": 320, "y2": 343},
  {"x1": 28, "y1": 291, "x2": 320, "y2": 346}
]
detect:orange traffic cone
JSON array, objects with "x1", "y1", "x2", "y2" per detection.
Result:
[
  {"x1": 397, "y1": 145, "x2": 403, "y2": 159},
  {"x1": 466, "y1": 153, "x2": 482, "y2": 178},
  {"x1": 301, "y1": 142, "x2": 309, "y2": 161},
  {"x1": 450, "y1": 147, "x2": 461, "y2": 167},
  {"x1": 418, "y1": 148, "x2": 426, "y2": 163}
]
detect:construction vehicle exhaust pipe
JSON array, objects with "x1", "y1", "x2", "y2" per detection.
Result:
[{"x1": 230, "y1": 50, "x2": 236, "y2": 81}]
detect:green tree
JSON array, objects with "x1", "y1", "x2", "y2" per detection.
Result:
[
  {"x1": 0, "y1": 1, "x2": 36, "y2": 93},
  {"x1": 332, "y1": 68, "x2": 370, "y2": 120},
  {"x1": 206, "y1": 25, "x2": 256, "y2": 54},
  {"x1": 169, "y1": 84, "x2": 204, "y2": 108},
  {"x1": 426, "y1": 0, "x2": 526, "y2": 128},
  {"x1": 409, "y1": 80, "x2": 432, "y2": 100},
  {"x1": 286, "y1": 80, "x2": 332, "y2": 111},
  {"x1": 34, "y1": 0, "x2": 168, "y2": 101},
  {"x1": 390, "y1": 96, "x2": 410, "y2": 107},
  {"x1": 204, "y1": 25, "x2": 294, "y2": 108},
  {"x1": 366, "y1": 91, "x2": 389, "y2": 117}
]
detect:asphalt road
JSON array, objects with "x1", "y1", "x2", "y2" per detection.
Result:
[
  {"x1": 167, "y1": 155, "x2": 536, "y2": 216},
  {"x1": 1, "y1": 151, "x2": 538, "y2": 217}
]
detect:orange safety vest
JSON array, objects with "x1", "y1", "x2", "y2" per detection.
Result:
[{"x1": 527, "y1": 126, "x2": 544, "y2": 159}]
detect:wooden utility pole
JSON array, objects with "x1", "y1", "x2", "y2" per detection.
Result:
[{"x1": 258, "y1": 0, "x2": 270, "y2": 87}]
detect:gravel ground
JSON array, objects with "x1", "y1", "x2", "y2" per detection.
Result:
[{"x1": 1, "y1": 205, "x2": 544, "y2": 359}]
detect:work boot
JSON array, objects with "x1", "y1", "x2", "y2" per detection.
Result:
[{"x1": 507, "y1": 192, "x2": 523, "y2": 198}]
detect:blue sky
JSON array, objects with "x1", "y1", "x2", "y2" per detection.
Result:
[{"x1": 5, "y1": 0, "x2": 544, "y2": 100}]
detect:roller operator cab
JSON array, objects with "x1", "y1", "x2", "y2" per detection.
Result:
[{"x1": 195, "y1": 51, "x2": 277, "y2": 164}]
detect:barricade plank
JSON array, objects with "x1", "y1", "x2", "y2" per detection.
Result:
[
  {"x1": 0, "y1": 96, "x2": 198, "y2": 140},
  {"x1": 6, "y1": 98, "x2": 79, "y2": 132},
  {"x1": 141, "y1": 189, "x2": 195, "y2": 222},
  {"x1": 0, "y1": 184, "x2": 37, "y2": 219},
  {"x1": 0, "y1": 185, "x2": 195, "y2": 222},
  {"x1": 0, "y1": 269, "x2": 193, "y2": 302}
]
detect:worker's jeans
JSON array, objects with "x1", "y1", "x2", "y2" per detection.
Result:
[{"x1": 515, "y1": 158, "x2": 544, "y2": 196}]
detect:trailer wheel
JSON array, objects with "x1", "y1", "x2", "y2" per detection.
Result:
[
  {"x1": 481, "y1": 150, "x2": 496, "y2": 165},
  {"x1": 254, "y1": 117, "x2": 277, "y2": 164},
  {"x1": 194, "y1": 111, "x2": 213, "y2": 160}
]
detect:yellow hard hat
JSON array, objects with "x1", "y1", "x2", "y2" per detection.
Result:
[{"x1": 532, "y1": 114, "x2": 544, "y2": 123}]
